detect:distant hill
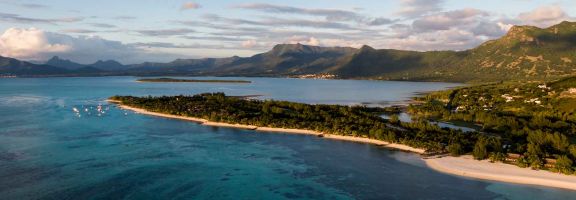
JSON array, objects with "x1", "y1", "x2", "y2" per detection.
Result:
[
  {"x1": 325, "y1": 21, "x2": 576, "y2": 82},
  {"x1": 89, "y1": 60, "x2": 128, "y2": 71},
  {"x1": 127, "y1": 57, "x2": 241, "y2": 74},
  {"x1": 209, "y1": 43, "x2": 357, "y2": 76},
  {"x1": 3, "y1": 21, "x2": 576, "y2": 82},
  {"x1": 45, "y1": 56, "x2": 85, "y2": 70},
  {"x1": 46, "y1": 57, "x2": 128, "y2": 71},
  {"x1": 0, "y1": 56, "x2": 69, "y2": 75}
]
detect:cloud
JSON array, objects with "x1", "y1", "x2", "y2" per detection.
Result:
[
  {"x1": 518, "y1": 5, "x2": 573, "y2": 27},
  {"x1": 384, "y1": 28, "x2": 484, "y2": 51},
  {"x1": 0, "y1": 1, "x2": 50, "y2": 9},
  {"x1": 89, "y1": 23, "x2": 117, "y2": 28},
  {"x1": 383, "y1": 8, "x2": 512, "y2": 51},
  {"x1": 285, "y1": 36, "x2": 321, "y2": 46},
  {"x1": 132, "y1": 42, "x2": 232, "y2": 50},
  {"x1": 0, "y1": 28, "x2": 71, "y2": 59},
  {"x1": 412, "y1": 9, "x2": 489, "y2": 32},
  {"x1": 234, "y1": 3, "x2": 360, "y2": 20},
  {"x1": 181, "y1": 2, "x2": 201, "y2": 10},
  {"x1": 397, "y1": 0, "x2": 444, "y2": 18},
  {"x1": 61, "y1": 29, "x2": 99, "y2": 34},
  {"x1": 199, "y1": 14, "x2": 355, "y2": 30},
  {"x1": 0, "y1": 12, "x2": 83, "y2": 24},
  {"x1": 114, "y1": 16, "x2": 136, "y2": 20},
  {"x1": 20, "y1": 3, "x2": 49, "y2": 9},
  {"x1": 241, "y1": 39, "x2": 258, "y2": 48},
  {"x1": 136, "y1": 28, "x2": 195, "y2": 36},
  {"x1": 0, "y1": 27, "x2": 173, "y2": 64},
  {"x1": 183, "y1": 35, "x2": 248, "y2": 42},
  {"x1": 233, "y1": 3, "x2": 393, "y2": 26},
  {"x1": 368, "y1": 17, "x2": 395, "y2": 26}
]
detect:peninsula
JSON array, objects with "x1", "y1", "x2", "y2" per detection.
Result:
[
  {"x1": 109, "y1": 88, "x2": 576, "y2": 190},
  {"x1": 137, "y1": 78, "x2": 251, "y2": 83}
]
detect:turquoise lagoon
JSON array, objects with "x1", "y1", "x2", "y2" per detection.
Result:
[{"x1": 0, "y1": 77, "x2": 574, "y2": 200}]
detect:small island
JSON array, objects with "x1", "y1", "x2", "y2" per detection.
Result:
[{"x1": 137, "y1": 78, "x2": 251, "y2": 83}]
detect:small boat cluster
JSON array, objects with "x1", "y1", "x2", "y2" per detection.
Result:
[{"x1": 72, "y1": 104, "x2": 110, "y2": 118}]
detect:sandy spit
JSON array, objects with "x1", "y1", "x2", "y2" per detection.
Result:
[
  {"x1": 108, "y1": 100, "x2": 425, "y2": 154},
  {"x1": 425, "y1": 155, "x2": 576, "y2": 191}
]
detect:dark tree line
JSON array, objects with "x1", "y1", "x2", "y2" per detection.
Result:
[{"x1": 110, "y1": 93, "x2": 477, "y2": 154}]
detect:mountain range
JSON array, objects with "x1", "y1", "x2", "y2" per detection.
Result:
[{"x1": 2, "y1": 21, "x2": 576, "y2": 82}]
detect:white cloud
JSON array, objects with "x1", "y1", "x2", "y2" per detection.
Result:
[
  {"x1": 241, "y1": 39, "x2": 258, "y2": 48},
  {"x1": 397, "y1": 0, "x2": 444, "y2": 18},
  {"x1": 0, "y1": 12, "x2": 83, "y2": 24},
  {"x1": 320, "y1": 39, "x2": 364, "y2": 48},
  {"x1": 518, "y1": 5, "x2": 573, "y2": 27},
  {"x1": 233, "y1": 3, "x2": 393, "y2": 26},
  {"x1": 0, "y1": 28, "x2": 71, "y2": 59},
  {"x1": 497, "y1": 22, "x2": 514, "y2": 32},
  {"x1": 181, "y1": 2, "x2": 201, "y2": 10},
  {"x1": 285, "y1": 36, "x2": 321, "y2": 46},
  {"x1": 384, "y1": 28, "x2": 483, "y2": 51},
  {"x1": 412, "y1": 8, "x2": 489, "y2": 32},
  {"x1": 136, "y1": 28, "x2": 195, "y2": 36},
  {"x1": 0, "y1": 27, "x2": 180, "y2": 64}
]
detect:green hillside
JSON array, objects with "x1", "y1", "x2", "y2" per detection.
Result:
[
  {"x1": 341, "y1": 21, "x2": 576, "y2": 82},
  {"x1": 2, "y1": 21, "x2": 576, "y2": 82}
]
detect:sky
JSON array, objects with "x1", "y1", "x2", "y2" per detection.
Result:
[{"x1": 0, "y1": 0, "x2": 574, "y2": 64}]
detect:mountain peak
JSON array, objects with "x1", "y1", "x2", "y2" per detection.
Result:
[
  {"x1": 47, "y1": 56, "x2": 72, "y2": 63},
  {"x1": 45, "y1": 56, "x2": 85, "y2": 70},
  {"x1": 272, "y1": 43, "x2": 309, "y2": 50},
  {"x1": 93, "y1": 60, "x2": 123, "y2": 65},
  {"x1": 269, "y1": 43, "x2": 317, "y2": 56},
  {"x1": 499, "y1": 25, "x2": 542, "y2": 44},
  {"x1": 548, "y1": 21, "x2": 576, "y2": 33},
  {"x1": 90, "y1": 59, "x2": 126, "y2": 71},
  {"x1": 553, "y1": 21, "x2": 576, "y2": 28},
  {"x1": 359, "y1": 45, "x2": 375, "y2": 51},
  {"x1": 506, "y1": 25, "x2": 539, "y2": 35}
]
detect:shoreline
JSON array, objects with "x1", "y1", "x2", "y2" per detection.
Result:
[
  {"x1": 425, "y1": 156, "x2": 576, "y2": 191},
  {"x1": 107, "y1": 100, "x2": 425, "y2": 154},
  {"x1": 108, "y1": 100, "x2": 576, "y2": 191}
]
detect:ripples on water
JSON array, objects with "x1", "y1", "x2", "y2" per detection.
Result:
[{"x1": 0, "y1": 77, "x2": 574, "y2": 200}]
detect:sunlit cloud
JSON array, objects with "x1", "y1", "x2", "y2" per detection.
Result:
[{"x1": 181, "y1": 2, "x2": 201, "y2": 10}]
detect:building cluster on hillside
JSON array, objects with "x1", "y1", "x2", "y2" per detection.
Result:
[
  {"x1": 525, "y1": 97, "x2": 542, "y2": 105},
  {"x1": 294, "y1": 74, "x2": 337, "y2": 79},
  {"x1": 501, "y1": 94, "x2": 515, "y2": 102},
  {"x1": 538, "y1": 84, "x2": 550, "y2": 90}
]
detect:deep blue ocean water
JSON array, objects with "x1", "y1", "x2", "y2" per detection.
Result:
[{"x1": 0, "y1": 77, "x2": 574, "y2": 200}]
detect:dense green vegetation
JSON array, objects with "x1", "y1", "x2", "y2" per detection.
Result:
[
  {"x1": 409, "y1": 76, "x2": 576, "y2": 174},
  {"x1": 137, "y1": 78, "x2": 251, "y2": 83},
  {"x1": 110, "y1": 93, "x2": 478, "y2": 153}
]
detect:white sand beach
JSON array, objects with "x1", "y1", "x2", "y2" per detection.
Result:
[
  {"x1": 425, "y1": 155, "x2": 576, "y2": 191},
  {"x1": 202, "y1": 121, "x2": 258, "y2": 130},
  {"x1": 255, "y1": 127, "x2": 323, "y2": 136},
  {"x1": 108, "y1": 100, "x2": 208, "y2": 123},
  {"x1": 321, "y1": 134, "x2": 426, "y2": 154}
]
